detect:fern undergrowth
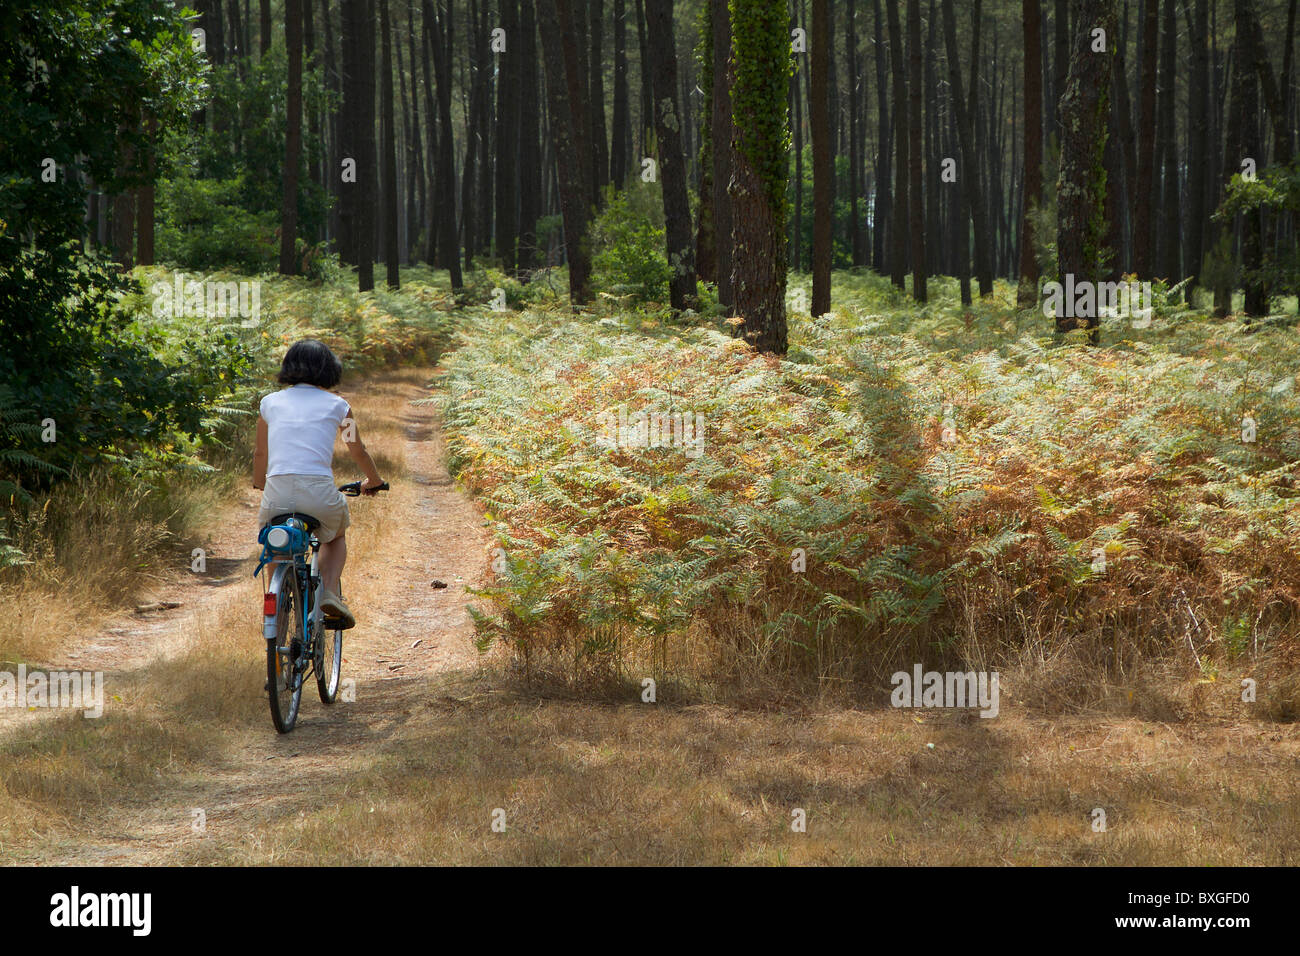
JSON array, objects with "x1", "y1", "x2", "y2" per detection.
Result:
[{"x1": 437, "y1": 270, "x2": 1300, "y2": 710}]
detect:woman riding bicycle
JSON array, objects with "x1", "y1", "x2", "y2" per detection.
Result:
[{"x1": 252, "y1": 339, "x2": 384, "y2": 629}]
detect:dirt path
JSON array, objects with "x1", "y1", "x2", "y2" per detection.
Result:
[{"x1": 1, "y1": 370, "x2": 491, "y2": 863}]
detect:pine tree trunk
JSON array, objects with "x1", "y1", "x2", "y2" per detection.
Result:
[
  {"x1": 1282, "y1": 0, "x2": 1297, "y2": 162},
  {"x1": 305, "y1": 0, "x2": 322, "y2": 243},
  {"x1": 695, "y1": 1, "x2": 716, "y2": 284},
  {"x1": 611, "y1": 0, "x2": 631, "y2": 186},
  {"x1": 1132, "y1": 0, "x2": 1158, "y2": 276},
  {"x1": 464, "y1": 0, "x2": 480, "y2": 265},
  {"x1": 1055, "y1": 0, "x2": 1118, "y2": 338},
  {"x1": 811, "y1": 0, "x2": 832, "y2": 315},
  {"x1": 518, "y1": 0, "x2": 542, "y2": 275},
  {"x1": 1234, "y1": 0, "x2": 1266, "y2": 317},
  {"x1": 323, "y1": 0, "x2": 341, "y2": 244},
  {"x1": 474, "y1": 0, "x2": 493, "y2": 259},
  {"x1": 635, "y1": 0, "x2": 652, "y2": 160},
  {"x1": 1019, "y1": 0, "x2": 1043, "y2": 305},
  {"x1": 380, "y1": 0, "x2": 399, "y2": 287},
  {"x1": 729, "y1": 0, "x2": 789, "y2": 354},
  {"x1": 949, "y1": 108, "x2": 971, "y2": 305},
  {"x1": 872, "y1": 0, "x2": 891, "y2": 274},
  {"x1": 646, "y1": 0, "x2": 696, "y2": 310},
  {"x1": 459, "y1": 0, "x2": 481, "y2": 269},
  {"x1": 792, "y1": 12, "x2": 803, "y2": 275},
  {"x1": 340, "y1": 0, "x2": 362, "y2": 268},
  {"x1": 886, "y1": 0, "x2": 909, "y2": 289},
  {"x1": 847, "y1": 0, "x2": 863, "y2": 267},
  {"x1": 1052, "y1": 0, "x2": 1069, "y2": 137},
  {"x1": 494, "y1": 0, "x2": 520, "y2": 273},
  {"x1": 422, "y1": 0, "x2": 460, "y2": 287},
  {"x1": 228, "y1": 0, "x2": 244, "y2": 65},
  {"x1": 942, "y1": 0, "x2": 992, "y2": 297},
  {"x1": 400, "y1": 0, "x2": 423, "y2": 262},
  {"x1": 1185, "y1": 0, "x2": 1209, "y2": 292},
  {"x1": 588, "y1": 0, "x2": 609, "y2": 198},
  {"x1": 566, "y1": 2, "x2": 595, "y2": 211},
  {"x1": 359, "y1": 0, "x2": 377, "y2": 291},
  {"x1": 712, "y1": 0, "x2": 734, "y2": 308},
  {"x1": 1109, "y1": 17, "x2": 1137, "y2": 272},
  {"x1": 1103, "y1": 92, "x2": 1124, "y2": 281},
  {"x1": 1243, "y1": 0, "x2": 1293, "y2": 166},
  {"x1": 1214, "y1": 0, "x2": 1243, "y2": 318},
  {"x1": 1156, "y1": 0, "x2": 1179, "y2": 286},
  {"x1": 260, "y1": 0, "x2": 272, "y2": 55},
  {"x1": 538, "y1": 0, "x2": 593, "y2": 303},
  {"x1": 202, "y1": 0, "x2": 226, "y2": 64},
  {"x1": 281, "y1": 0, "x2": 303, "y2": 275},
  {"x1": 394, "y1": 0, "x2": 411, "y2": 261},
  {"x1": 924, "y1": 0, "x2": 941, "y2": 276},
  {"x1": 416, "y1": 0, "x2": 438, "y2": 264}
]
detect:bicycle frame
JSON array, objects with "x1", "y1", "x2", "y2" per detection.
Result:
[{"x1": 261, "y1": 535, "x2": 322, "y2": 647}]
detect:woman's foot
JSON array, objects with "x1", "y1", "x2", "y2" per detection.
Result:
[{"x1": 318, "y1": 589, "x2": 356, "y2": 630}]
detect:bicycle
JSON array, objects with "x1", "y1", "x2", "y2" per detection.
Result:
[{"x1": 255, "y1": 479, "x2": 389, "y2": 733}]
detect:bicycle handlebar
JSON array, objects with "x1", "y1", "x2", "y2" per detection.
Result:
[{"x1": 338, "y1": 480, "x2": 390, "y2": 497}]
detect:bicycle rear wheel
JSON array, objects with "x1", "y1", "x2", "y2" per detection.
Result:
[{"x1": 267, "y1": 573, "x2": 304, "y2": 733}]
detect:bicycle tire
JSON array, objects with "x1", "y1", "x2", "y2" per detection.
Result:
[
  {"x1": 267, "y1": 572, "x2": 304, "y2": 733},
  {"x1": 316, "y1": 619, "x2": 343, "y2": 704}
]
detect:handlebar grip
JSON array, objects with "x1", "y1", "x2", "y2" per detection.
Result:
[{"x1": 339, "y1": 480, "x2": 390, "y2": 496}]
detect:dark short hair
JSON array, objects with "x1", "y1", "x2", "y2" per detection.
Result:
[{"x1": 277, "y1": 339, "x2": 342, "y2": 389}]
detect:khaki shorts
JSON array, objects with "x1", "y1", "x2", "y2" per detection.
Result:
[{"x1": 258, "y1": 474, "x2": 351, "y2": 543}]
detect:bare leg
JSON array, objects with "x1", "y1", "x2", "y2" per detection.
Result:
[{"x1": 318, "y1": 532, "x2": 346, "y2": 596}]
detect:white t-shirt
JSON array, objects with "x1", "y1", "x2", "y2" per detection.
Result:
[{"x1": 260, "y1": 385, "x2": 351, "y2": 478}]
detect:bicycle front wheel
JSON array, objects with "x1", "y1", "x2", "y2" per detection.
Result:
[
  {"x1": 267, "y1": 573, "x2": 304, "y2": 733},
  {"x1": 316, "y1": 620, "x2": 343, "y2": 704}
]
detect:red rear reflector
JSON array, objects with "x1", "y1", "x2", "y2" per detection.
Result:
[{"x1": 263, "y1": 593, "x2": 278, "y2": 616}]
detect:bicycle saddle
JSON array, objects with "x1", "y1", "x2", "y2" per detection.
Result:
[{"x1": 266, "y1": 512, "x2": 322, "y2": 532}]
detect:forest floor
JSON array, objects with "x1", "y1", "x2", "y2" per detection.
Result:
[{"x1": 1, "y1": 363, "x2": 1297, "y2": 865}]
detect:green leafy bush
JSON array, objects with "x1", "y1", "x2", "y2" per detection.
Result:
[
  {"x1": 591, "y1": 186, "x2": 672, "y2": 303},
  {"x1": 1213, "y1": 161, "x2": 1300, "y2": 311},
  {"x1": 156, "y1": 172, "x2": 278, "y2": 272}
]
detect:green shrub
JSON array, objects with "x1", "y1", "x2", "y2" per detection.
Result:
[
  {"x1": 1213, "y1": 161, "x2": 1300, "y2": 311},
  {"x1": 0, "y1": 260, "x2": 257, "y2": 492},
  {"x1": 156, "y1": 173, "x2": 278, "y2": 272},
  {"x1": 591, "y1": 185, "x2": 672, "y2": 303}
]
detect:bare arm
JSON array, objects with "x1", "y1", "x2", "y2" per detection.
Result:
[
  {"x1": 342, "y1": 407, "x2": 384, "y2": 492},
  {"x1": 253, "y1": 415, "x2": 268, "y2": 489}
]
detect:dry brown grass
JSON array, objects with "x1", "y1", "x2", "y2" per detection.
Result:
[
  {"x1": 2, "y1": 467, "x2": 238, "y2": 666},
  {"x1": 5, "y1": 666, "x2": 1296, "y2": 865}
]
